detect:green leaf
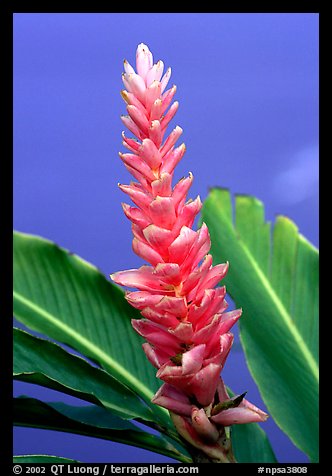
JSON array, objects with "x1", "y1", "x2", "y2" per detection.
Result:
[
  {"x1": 14, "y1": 397, "x2": 192, "y2": 463},
  {"x1": 201, "y1": 188, "x2": 319, "y2": 462},
  {"x1": 13, "y1": 327, "x2": 154, "y2": 421},
  {"x1": 13, "y1": 455, "x2": 79, "y2": 463},
  {"x1": 232, "y1": 424, "x2": 277, "y2": 463},
  {"x1": 13, "y1": 231, "x2": 170, "y2": 429}
]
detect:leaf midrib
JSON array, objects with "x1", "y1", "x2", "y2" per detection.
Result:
[
  {"x1": 13, "y1": 290, "x2": 162, "y2": 404},
  {"x1": 211, "y1": 198, "x2": 319, "y2": 382},
  {"x1": 239, "y1": 242, "x2": 318, "y2": 379}
]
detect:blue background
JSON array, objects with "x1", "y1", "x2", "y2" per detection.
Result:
[{"x1": 13, "y1": 13, "x2": 319, "y2": 463}]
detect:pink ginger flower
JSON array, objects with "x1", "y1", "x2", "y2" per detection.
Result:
[{"x1": 111, "y1": 43, "x2": 267, "y2": 460}]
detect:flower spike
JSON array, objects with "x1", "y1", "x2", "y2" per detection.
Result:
[{"x1": 111, "y1": 43, "x2": 267, "y2": 462}]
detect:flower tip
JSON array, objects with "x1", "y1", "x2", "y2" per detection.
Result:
[
  {"x1": 137, "y1": 42, "x2": 150, "y2": 52},
  {"x1": 233, "y1": 391, "x2": 247, "y2": 406},
  {"x1": 120, "y1": 90, "x2": 129, "y2": 102}
]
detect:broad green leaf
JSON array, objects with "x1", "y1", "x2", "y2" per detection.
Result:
[
  {"x1": 201, "y1": 188, "x2": 319, "y2": 462},
  {"x1": 232, "y1": 424, "x2": 277, "y2": 463},
  {"x1": 13, "y1": 455, "x2": 79, "y2": 463},
  {"x1": 13, "y1": 327, "x2": 154, "y2": 421},
  {"x1": 14, "y1": 397, "x2": 192, "y2": 463},
  {"x1": 13, "y1": 231, "x2": 170, "y2": 430}
]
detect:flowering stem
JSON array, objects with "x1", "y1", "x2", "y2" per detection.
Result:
[
  {"x1": 189, "y1": 445, "x2": 236, "y2": 464},
  {"x1": 112, "y1": 42, "x2": 268, "y2": 463},
  {"x1": 170, "y1": 412, "x2": 236, "y2": 463}
]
